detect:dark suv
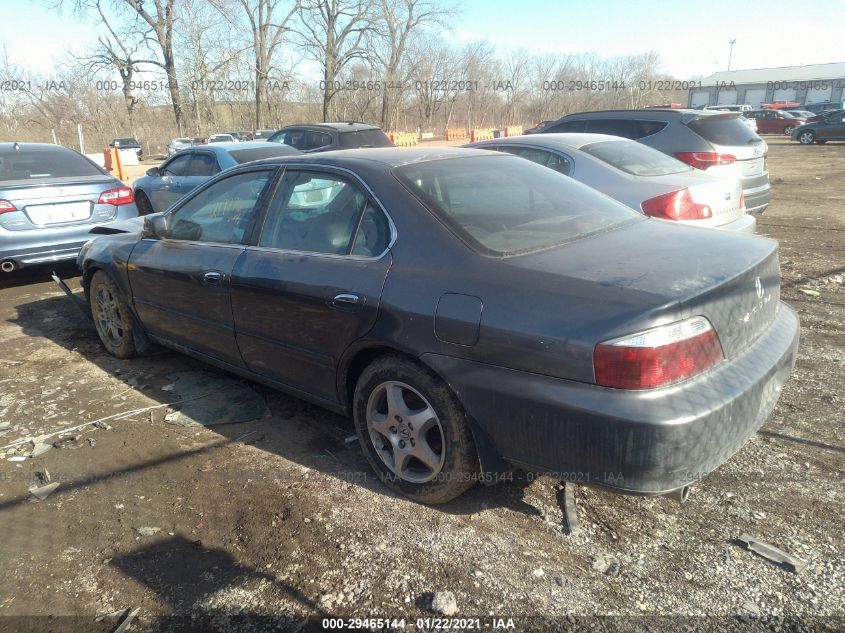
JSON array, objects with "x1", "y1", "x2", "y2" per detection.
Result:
[
  {"x1": 791, "y1": 110, "x2": 845, "y2": 144},
  {"x1": 266, "y1": 122, "x2": 393, "y2": 152},
  {"x1": 109, "y1": 137, "x2": 143, "y2": 159},
  {"x1": 541, "y1": 109, "x2": 770, "y2": 213}
]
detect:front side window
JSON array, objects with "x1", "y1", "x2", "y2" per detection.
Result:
[
  {"x1": 168, "y1": 170, "x2": 273, "y2": 244},
  {"x1": 162, "y1": 154, "x2": 192, "y2": 177},
  {"x1": 395, "y1": 155, "x2": 638, "y2": 257},
  {"x1": 260, "y1": 171, "x2": 386, "y2": 255},
  {"x1": 581, "y1": 139, "x2": 692, "y2": 176}
]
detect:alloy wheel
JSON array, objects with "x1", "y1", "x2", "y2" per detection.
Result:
[
  {"x1": 799, "y1": 131, "x2": 815, "y2": 144},
  {"x1": 93, "y1": 286, "x2": 125, "y2": 346},
  {"x1": 366, "y1": 381, "x2": 446, "y2": 483}
]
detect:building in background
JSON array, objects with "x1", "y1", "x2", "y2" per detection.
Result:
[{"x1": 688, "y1": 62, "x2": 845, "y2": 112}]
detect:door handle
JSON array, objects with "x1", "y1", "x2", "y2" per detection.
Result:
[
  {"x1": 203, "y1": 270, "x2": 223, "y2": 285},
  {"x1": 330, "y1": 293, "x2": 361, "y2": 309}
]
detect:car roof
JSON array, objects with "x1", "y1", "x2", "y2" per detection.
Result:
[
  {"x1": 279, "y1": 122, "x2": 382, "y2": 132},
  {"x1": 556, "y1": 108, "x2": 733, "y2": 123},
  {"x1": 472, "y1": 133, "x2": 628, "y2": 150},
  {"x1": 240, "y1": 146, "x2": 497, "y2": 169},
  {"x1": 197, "y1": 141, "x2": 271, "y2": 152},
  {"x1": 0, "y1": 142, "x2": 75, "y2": 153}
]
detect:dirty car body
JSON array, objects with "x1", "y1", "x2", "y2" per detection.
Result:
[{"x1": 75, "y1": 148, "x2": 799, "y2": 501}]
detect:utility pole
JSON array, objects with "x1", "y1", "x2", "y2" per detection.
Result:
[{"x1": 728, "y1": 38, "x2": 737, "y2": 71}]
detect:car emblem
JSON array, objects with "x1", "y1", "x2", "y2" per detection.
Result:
[
  {"x1": 755, "y1": 277, "x2": 763, "y2": 300},
  {"x1": 724, "y1": 192, "x2": 731, "y2": 200}
]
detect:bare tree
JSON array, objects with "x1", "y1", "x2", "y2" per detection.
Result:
[{"x1": 296, "y1": 0, "x2": 377, "y2": 121}]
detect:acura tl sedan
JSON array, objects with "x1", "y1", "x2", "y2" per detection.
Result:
[
  {"x1": 466, "y1": 134, "x2": 754, "y2": 233},
  {"x1": 1, "y1": 142, "x2": 138, "y2": 271},
  {"x1": 74, "y1": 148, "x2": 799, "y2": 504}
]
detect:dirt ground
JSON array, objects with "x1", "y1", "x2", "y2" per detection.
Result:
[{"x1": 0, "y1": 137, "x2": 843, "y2": 632}]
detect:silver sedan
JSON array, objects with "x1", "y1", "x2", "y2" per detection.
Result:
[{"x1": 467, "y1": 133, "x2": 755, "y2": 233}]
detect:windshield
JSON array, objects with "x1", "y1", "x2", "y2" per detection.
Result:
[
  {"x1": 338, "y1": 129, "x2": 393, "y2": 149},
  {"x1": 395, "y1": 155, "x2": 638, "y2": 256},
  {"x1": 0, "y1": 148, "x2": 103, "y2": 181},
  {"x1": 688, "y1": 114, "x2": 762, "y2": 146},
  {"x1": 581, "y1": 139, "x2": 691, "y2": 176}
]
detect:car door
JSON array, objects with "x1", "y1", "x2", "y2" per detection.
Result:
[
  {"x1": 230, "y1": 168, "x2": 393, "y2": 404},
  {"x1": 818, "y1": 113, "x2": 845, "y2": 140},
  {"x1": 150, "y1": 153, "x2": 194, "y2": 212},
  {"x1": 128, "y1": 167, "x2": 278, "y2": 367}
]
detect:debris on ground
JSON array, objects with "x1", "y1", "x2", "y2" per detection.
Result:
[
  {"x1": 431, "y1": 591, "x2": 458, "y2": 616},
  {"x1": 134, "y1": 527, "x2": 162, "y2": 537},
  {"x1": 799, "y1": 288, "x2": 820, "y2": 297},
  {"x1": 734, "y1": 534, "x2": 808, "y2": 574},
  {"x1": 28, "y1": 482, "x2": 60, "y2": 501},
  {"x1": 53, "y1": 434, "x2": 84, "y2": 449},
  {"x1": 591, "y1": 554, "x2": 621, "y2": 577},
  {"x1": 161, "y1": 371, "x2": 270, "y2": 427},
  {"x1": 112, "y1": 606, "x2": 141, "y2": 633},
  {"x1": 561, "y1": 481, "x2": 580, "y2": 535}
]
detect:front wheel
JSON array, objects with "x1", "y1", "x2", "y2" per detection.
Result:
[
  {"x1": 353, "y1": 356, "x2": 479, "y2": 504},
  {"x1": 89, "y1": 271, "x2": 138, "y2": 358},
  {"x1": 798, "y1": 130, "x2": 816, "y2": 145}
]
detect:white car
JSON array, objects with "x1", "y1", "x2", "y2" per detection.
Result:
[{"x1": 208, "y1": 134, "x2": 236, "y2": 144}]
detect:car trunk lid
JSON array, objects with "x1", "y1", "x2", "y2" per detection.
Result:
[{"x1": 0, "y1": 176, "x2": 118, "y2": 229}]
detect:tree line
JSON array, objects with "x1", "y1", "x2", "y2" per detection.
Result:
[{"x1": 0, "y1": 0, "x2": 687, "y2": 154}]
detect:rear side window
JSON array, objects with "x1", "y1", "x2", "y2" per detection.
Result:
[
  {"x1": 584, "y1": 119, "x2": 667, "y2": 139},
  {"x1": 190, "y1": 153, "x2": 218, "y2": 176},
  {"x1": 230, "y1": 146, "x2": 299, "y2": 163},
  {"x1": 162, "y1": 154, "x2": 193, "y2": 177},
  {"x1": 581, "y1": 140, "x2": 691, "y2": 176},
  {"x1": 306, "y1": 131, "x2": 333, "y2": 150},
  {"x1": 0, "y1": 148, "x2": 103, "y2": 181},
  {"x1": 687, "y1": 115, "x2": 761, "y2": 145},
  {"x1": 338, "y1": 129, "x2": 393, "y2": 149},
  {"x1": 546, "y1": 120, "x2": 586, "y2": 133},
  {"x1": 395, "y1": 155, "x2": 638, "y2": 257}
]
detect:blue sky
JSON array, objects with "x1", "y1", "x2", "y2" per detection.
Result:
[{"x1": 2, "y1": 0, "x2": 844, "y2": 78}]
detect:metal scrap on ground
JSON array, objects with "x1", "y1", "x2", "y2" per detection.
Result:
[{"x1": 735, "y1": 533, "x2": 808, "y2": 573}]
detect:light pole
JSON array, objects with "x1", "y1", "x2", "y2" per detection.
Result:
[{"x1": 728, "y1": 38, "x2": 737, "y2": 71}]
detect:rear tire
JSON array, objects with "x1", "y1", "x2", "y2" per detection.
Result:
[
  {"x1": 783, "y1": 125, "x2": 794, "y2": 135},
  {"x1": 135, "y1": 190, "x2": 154, "y2": 216},
  {"x1": 89, "y1": 271, "x2": 137, "y2": 358},
  {"x1": 798, "y1": 130, "x2": 816, "y2": 145},
  {"x1": 353, "y1": 355, "x2": 479, "y2": 504}
]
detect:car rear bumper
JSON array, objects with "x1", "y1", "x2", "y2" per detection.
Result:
[
  {"x1": 743, "y1": 181, "x2": 771, "y2": 214},
  {"x1": 717, "y1": 212, "x2": 757, "y2": 233},
  {"x1": 422, "y1": 302, "x2": 799, "y2": 495},
  {"x1": 0, "y1": 204, "x2": 138, "y2": 268}
]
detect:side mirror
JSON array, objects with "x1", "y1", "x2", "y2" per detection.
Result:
[
  {"x1": 146, "y1": 166, "x2": 160, "y2": 177},
  {"x1": 142, "y1": 213, "x2": 168, "y2": 239}
]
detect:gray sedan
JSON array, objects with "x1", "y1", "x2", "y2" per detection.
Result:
[
  {"x1": 133, "y1": 142, "x2": 300, "y2": 215},
  {"x1": 467, "y1": 133, "x2": 755, "y2": 233},
  {"x1": 0, "y1": 142, "x2": 138, "y2": 271}
]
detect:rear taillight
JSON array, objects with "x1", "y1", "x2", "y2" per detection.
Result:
[
  {"x1": 0, "y1": 200, "x2": 17, "y2": 214},
  {"x1": 594, "y1": 316, "x2": 724, "y2": 390},
  {"x1": 97, "y1": 186, "x2": 134, "y2": 206},
  {"x1": 641, "y1": 188, "x2": 712, "y2": 221},
  {"x1": 674, "y1": 152, "x2": 736, "y2": 170},
  {"x1": 739, "y1": 192, "x2": 746, "y2": 209}
]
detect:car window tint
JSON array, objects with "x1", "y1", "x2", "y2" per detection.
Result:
[
  {"x1": 395, "y1": 155, "x2": 638, "y2": 257},
  {"x1": 281, "y1": 130, "x2": 308, "y2": 150},
  {"x1": 168, "y1": 170, "x2": 273, "y2": 244},
  {"x1": 230, "y1": 146, "x2": 299, "y2": 163},
  {"x1": 632, "y1": 120, "x2": 668, "y2": 138},
  {"x1": 351, "y1": 204, "x2": 391, "y2": 256},
  {"x1": 688, "y1": 115, "x2": 761, "y2": 145},
  {"x1": 585, "y1": 119, "x2": 637, "y2": 138},
  {"x1": 337, "y1": 129, "x2": 393, "y2": 149},
  {"x1": 545, "y1": 119, "x2": 586, "y2": 133},
  {"x1": 259, "y1": 171, "x2": 368, "y2": 254},
  {"x1": 499, "y1": 147, "x2": 571, "y2": 175},
  {"x1": 190, "y1": 153, "x2": 218, "y2": 176},
  {"x1": 0, "y1": 148, "x2": 102, "y2": 181},
  {"x1": 306, "y1": 131, "x2": 333, "y2": 150},
  {"x1": 581, "y1": 140, "x2": 691, "y2": 176},
  {"x1": 162, "y1": 154, "x2": 193, "y2": 177}
]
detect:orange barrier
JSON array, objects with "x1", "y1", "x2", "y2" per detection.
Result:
[
  {"x1": 104, "y1": 147, "x2": 125, "y2": 180},
  {"x1": 470, "y1": 128, "x2": 494, "y2": 142},
  {"x1": 389, "y1": 132, "x2": 418, "y2": 147},
  {"x1": 504, "y1": 126, "x2": 523, "y2": 137},
  {"x1": 444, "y1": 127, "x2": 467, "y2": 141}
]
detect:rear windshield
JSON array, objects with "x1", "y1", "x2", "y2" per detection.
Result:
[
  {"x1": 581, "y1": 139, "x2": 691, "y2": 176},
  {"x1": 688, "y1": 114, "x2": 761, "y2": 146},
  {"x1": 394, "y1": 155, "x2": 638, "y2": 256},
  {"x1": 229, "y1": 146, "x2": 297, "y2": 163},
  {"x1": 338, "y1": 129, "x2": 393, "y2": 149},
  {"x1": 0, "y1": 148, "x2": 103, "y2": 181}
]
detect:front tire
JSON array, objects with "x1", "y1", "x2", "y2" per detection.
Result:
[
  {"x1": 89, "y1": 271, "x2": 138, "y2": 358},
  {"x1": 353, "y1": 355, "x2": 479, "y2": 504},
  {"x1": 798, "y1": 130, "x2": 816, "y2": 145}
]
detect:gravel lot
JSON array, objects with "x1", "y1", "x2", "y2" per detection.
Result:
[{"x1": 0, "y1": 137, "x2": 843, "y2": 632}]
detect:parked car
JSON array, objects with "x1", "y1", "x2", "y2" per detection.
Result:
[
  {"x1": 208, "y1": 134, "x2": 236, "y2": 144},
  {"x1": 133, "y1": 142, "x2": 300, "y2": 215},
  {"x1": 744, "y1": 110, "x2": 803, "y2": 135},
  {"x1": 524, "y1": 120, "x2": 557, "y2": 134},
  {"x1": 74, "y1": 147, "x2": 798, "y2": 504},
  {"x1": 801, "y1": 108, "x2": 845, "y2": 124},
  {"x1": 253, "y1": 129, "x2": 277, "y2": 140},
  {"x1": 790, "y1": 110, "x2": 845, "y2": 144},
  {"x1": 167, "y1": 137, "x2": 194, "y2": 157},
  {"x1": 540, "y1": 109, "x2": 770, "y2": 213},
  {"x1": 0, "y1": 142, "x2": 138, "y2": 271},
  {"x1": 785, "y1": 110, "x2": 816, "y2": 120},
  {"x1": 267, "y1": 122, "x2": 393, "y2": 152},
  {"x1": 466, "y1": 133, "x2": 754, "y2": 233},
  {"x1": 193, "y1": 137, "x2": 209, "y2": 146},
  {"x1": 703, "y1": 104, "x2": 752, "y2": 112},
  {"x1": 109, "y1": 137, "x2": 143, "y2": 159}
]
